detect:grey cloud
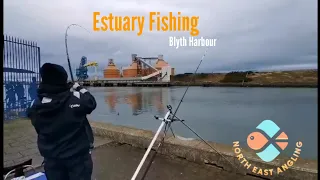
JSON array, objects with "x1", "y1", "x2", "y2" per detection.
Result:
[{"x1": 4, "y1": 0, "x2": 317, "y2": 75}]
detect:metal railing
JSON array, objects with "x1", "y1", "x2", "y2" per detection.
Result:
[{"x1": 3, "y1": 35, "x2": 41, "y2": 120}]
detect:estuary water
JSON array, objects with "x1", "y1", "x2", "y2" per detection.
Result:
[{"x1": 87, "y1": 86, "x2": 318, "y2": 160}]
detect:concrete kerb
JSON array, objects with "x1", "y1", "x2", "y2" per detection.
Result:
[{"x1": 90, "y1": 121, "x2": 318, "y2": 180}]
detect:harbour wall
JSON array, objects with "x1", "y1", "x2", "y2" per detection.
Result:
[{"x1": 90, "y1": 121, "x2": 318, "y2": 180}]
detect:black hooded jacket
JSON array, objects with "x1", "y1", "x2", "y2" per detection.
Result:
[{"x1": 27, "y1": 83, "x2": 96, "y2": 159}]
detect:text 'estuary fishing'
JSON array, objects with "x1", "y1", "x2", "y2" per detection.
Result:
[{"x1": 93, "y1": 12, "x2": 200, "y2": 36}]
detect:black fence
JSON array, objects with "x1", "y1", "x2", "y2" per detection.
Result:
[{"x1": 3, "y1": 35, "x2": 41, "y2": 120}]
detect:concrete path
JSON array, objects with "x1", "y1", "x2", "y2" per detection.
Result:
[
  {"x1": 3, "y1": 119, "x2": 111, "y2": 167},
  {"x1": 4, "y1": 119, "x2": 42, "y2": 167},
  {"x1": 4, "y1": 119, "x2": 264, "y2": 179},
  {"x1": 29, "y1": 142, "x2": 265, "y2": 180},
  {"x1": 92, "y1": 142, "x2": 262, "y2": 180},
  {"x1": 3, "y1": 119, "x2": 112, "y2": 168}
]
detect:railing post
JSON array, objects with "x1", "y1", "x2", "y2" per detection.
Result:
[{"x1": 37, "y1": 47, "x2": 41, "y2": 83}]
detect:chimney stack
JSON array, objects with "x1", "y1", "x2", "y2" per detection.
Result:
[
  {"x1": 131, "y1": 54, "x2": 137, "y2": 61},
  {"x1": 108, "y1": 58, "x2": 114, "y2": 64}
]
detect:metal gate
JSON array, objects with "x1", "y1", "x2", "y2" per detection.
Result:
[{"x1": 3, "y1": 35, "x2": 41, "y2": 120}]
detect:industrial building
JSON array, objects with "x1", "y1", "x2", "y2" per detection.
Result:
[
  {"x1": 103, "y1": 59, "x2": 121, "y2": 78},
  {"x1": 103, "y1": 54, "x2": 175, "y2": 82}
]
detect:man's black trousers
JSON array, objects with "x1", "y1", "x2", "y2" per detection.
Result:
[{"x1": 43, "y1": 152, "x2": 93, "y2": 180}]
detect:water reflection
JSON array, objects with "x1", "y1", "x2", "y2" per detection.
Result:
[
  {"x1": 89, "y1": 87, "x2": 317, "y2": 160},
  {"x1": 104, "y1": 87, "x2": 172, "y2": 116},
  {"x1": 104, "y1": 90, "x2": 118, "y2": 113}
]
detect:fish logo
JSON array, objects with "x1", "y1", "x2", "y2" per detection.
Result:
[{"x1": 247, "y1": 120, "x2": 288, "y2": 162}]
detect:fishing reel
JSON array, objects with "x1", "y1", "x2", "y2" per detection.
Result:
[{"x1": 154, "y1": 105, "x2": 184, "y2": 123}]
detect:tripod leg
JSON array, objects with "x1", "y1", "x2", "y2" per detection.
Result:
[
  {"x1": 131, "y1": 121, "x2": 166, "y2": 180},
  {"x1": 140, "y1": 123, "x2": 170, "y2": 180},
  {"x1": 169, "y1": 126, "x2": 175, "y2": 138}
]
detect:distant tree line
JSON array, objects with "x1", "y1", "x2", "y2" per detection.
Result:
[
  {"x1": 220, "y1": 71, "x2": 255, "y2": 83},
  {"x1": 173, "y1": 73, "x2": 209, "y2": 80},
  {"x1": 173, "y1": 71, "x2": 257, "y2": 83}
]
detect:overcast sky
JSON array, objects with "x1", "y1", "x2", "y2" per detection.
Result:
[{"x1": 4, "y1": 0, "x2": 318, "y2": 76}]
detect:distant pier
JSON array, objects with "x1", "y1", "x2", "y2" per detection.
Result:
[
  {"x1": 78, "y1": 80, "x2": 317, "y2": 88},
  {"x1": 79, "y1": 80, "x2": 170, "y2": 87}
]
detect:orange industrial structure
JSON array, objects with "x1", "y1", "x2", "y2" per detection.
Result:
[
  {"x1": 103, "y1": 59, "x2": 121, "y2": 78},
  {"x1": 155, "y1": 55, "x2": 175, "y2": 76},
  {"x1": 103, "y1": 54, "x2": 175, "y2": 79}
]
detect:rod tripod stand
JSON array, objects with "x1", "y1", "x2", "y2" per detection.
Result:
[
  {"x1": 130, "y1": 105, "x2": 239, "y2": 180},
  {"x1": 131, "y1": 105, "x2": 177, "y2": 180}
]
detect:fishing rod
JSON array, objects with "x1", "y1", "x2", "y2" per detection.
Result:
[
  {"x1": 138, "y1": 48, "x2": 210, "y2": 179},
  {"x1": 139, "y1": 48, "x2": 210, "y2": 178},
  {"x1": 65, "y1": 23, "x2": 91, "y2": 82},
  {"x1": 131, "y1": 47, "x2": 242, "y2": 180},
  {"x1": 64, "y1": 24, "x2": 95, "y2": 154},
  {"x1": 130, "y1": 47, "x2": 199, "y2": 179},
  {"x1": 130, "y1": 48, "x2": 210, "y2": 179}
]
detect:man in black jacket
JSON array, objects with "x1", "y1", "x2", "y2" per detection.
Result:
[{"x1": 27, "y1": 63, "x2": 96, "y2": 180}]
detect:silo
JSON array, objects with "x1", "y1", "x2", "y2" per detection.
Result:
[
  {"x1": 155, "y1": 55, "x2": 169, "y2": 71},
  {"x1": 103, "y1": 59, "x2": 121, "y2": 78},
  {"x1": 122, "y1": 60, "x2": 138, "y2": 77}
]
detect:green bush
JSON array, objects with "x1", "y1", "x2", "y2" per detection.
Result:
[
  {"x1": 173, "y1": 73, "x2": 209, "y2": 81},
  {"x1": 220, "y1": 71, "x2": 252, "y2": 83}
]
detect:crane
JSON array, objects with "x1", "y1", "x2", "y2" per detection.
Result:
[
  {"x1": 76, "y1": 56, "x2": 88, "y2": 81},
  {"x1": 75, "y1": 56, "x2": 99, "y2": 81},
  {"x1": 84, "y1": 62, "x2": 98, "y2": 80}
]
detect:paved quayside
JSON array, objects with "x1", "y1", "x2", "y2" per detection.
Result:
[
  {"x1": 4, "y1": 119, "x2": 264, "y2": 179},
  {"x1": 4, "y1": 119, "x2": 317, "y2": 180},
  {"x1": 3, "y1": 119, "x2": 110, "y2": 168},
  {"x1": 91, "y1": 142, "x2": 263, "y2": 180},
  {"x1": 27, "y1": 141, "x2": 264, "y2": 180},
  {"x1": 90, "y1": 121, "x2": 317, "y2": 180}
]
